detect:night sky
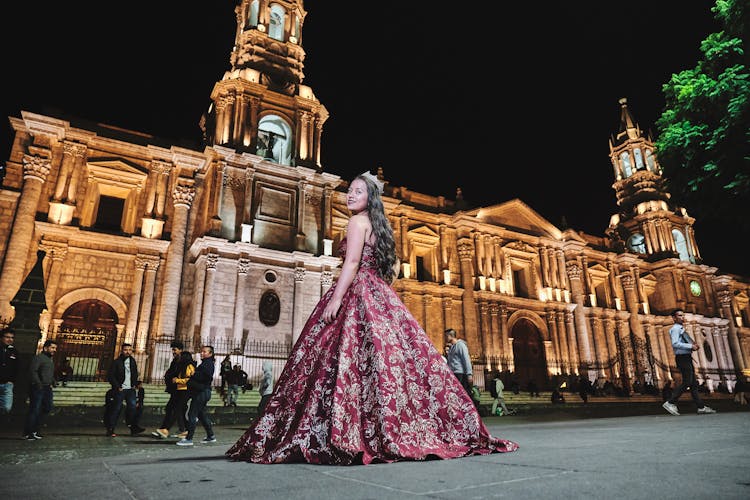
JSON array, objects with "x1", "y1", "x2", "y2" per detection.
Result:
[{"x1": 3, "y1": 1, "x2": 741, "y2": 275}]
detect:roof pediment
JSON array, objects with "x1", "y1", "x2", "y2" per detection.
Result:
[{"x1": 468, "y1": 199, "x2": 562, "y2": 239}]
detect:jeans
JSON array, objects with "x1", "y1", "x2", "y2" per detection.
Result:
[
  {"x1": 160, "y1": 390, "x2": 189, "y2": 432},
  {"x1": 226, "y1": 384, "x2": 239, "y2": 405},
  {"x1": 0, "y1": 382, "x2": 13, "y2": 414},
  {"x1": 23, "y1": 385, "x2": 53, "y2": 435},
  {"x1": 491, "y1": 397, "x2": 509, "y2": 416},
  {"x1": 107, "y1": 388, "x2": 138, "y2": 431},
  {"x1": 186, "y1": 388, "x2": 213, "y2": 440},
  {"x1": 668, "y1": 354, "x2": 705, "y2": 409}
]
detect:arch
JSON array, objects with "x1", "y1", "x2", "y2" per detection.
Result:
[
  {"x1": 507, "y1": 309, "x2": 549, "y2": 341},
  {"x1": 508, "y1": 314, "x2": 549, "y2": 390},
  {"x1": 672, "y1": 229, "x2": 690, "y2": 262},
  {"x1": 53, "y1": 287, "x2": 127, "y2": 323},
  {"x1": 257, "y1": 113, "x2": 293, "y2": 166}
]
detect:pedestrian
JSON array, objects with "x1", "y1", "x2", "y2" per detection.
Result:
[
  {"x1": 490, "y1": 372, "x2": 512, "y2": 416},
  {"x1": 257, "y1": 360, "x2": 273, "y2": 415},
  {"x1": 106, "y1": 343, "x2": 146, "y2": 436},
  {"x1": 177, "y1": 345, "x2": 216, "y2": 446},
  {"x1": 662, "y1": 309, "x2": 717, "y2": 416},
  {"x1": 225, "y1": 364, "x2": 247, "y2": 407},
  {"x1": 54, "y1": 355, "x2": 74, "y2": 387},
  {"x1": 151, "y1": 340, "x2": 188, "y2": 439},
  {"x1": 551, "y1": 387, "x2": 566, "y2": 404},
  {"x1": 153, "y1": 350, "x2": 194, "y2": 439},
  {"x1": 0, "y1": 326, "x2": 19, "y2": 415},
  {"x1": 219, "y1": 354, "x2": 232, "y2": 400},
  {"x1": 444, "y1": 328, "x2": 474, "y2": 397},
  {"x1": 22, "y1": 339, "x2": 57, "y2": 440},
  {"x1": 226, "y1": 172, "x2": 518, "y2": 464}
]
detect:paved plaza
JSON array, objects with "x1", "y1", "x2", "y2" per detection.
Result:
[{"x1": 1, "y1": 409, "x2": 748, "y2": 500}]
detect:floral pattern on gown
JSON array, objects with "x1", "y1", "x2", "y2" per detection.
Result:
[{"x1": 226, "y1": 238, "x2": 519, "y2": 465}]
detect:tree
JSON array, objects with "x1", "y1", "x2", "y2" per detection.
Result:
[{"x1": 655, "y1": 0, "x2": 750, "y2": 246}]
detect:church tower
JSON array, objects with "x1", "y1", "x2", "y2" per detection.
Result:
[
  {"x1": 606, "y1": 98, "x2": 702, "y2": 266},
  {"x1": 200, "y1": 0, "x2": 328, "y2": 170}
]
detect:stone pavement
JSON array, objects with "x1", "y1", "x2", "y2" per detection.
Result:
[{"x1": 1, "y1": 406, "x2": 748, "y2": 500}]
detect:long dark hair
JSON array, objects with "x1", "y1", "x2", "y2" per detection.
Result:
[
  {"x1": 354, "y1": 174, "x2": 397, "y2": 282},
  {"x1": 177, "y1": 350, "x2": 195, "y2": 376}
]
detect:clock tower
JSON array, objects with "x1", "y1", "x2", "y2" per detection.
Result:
[
  {"x1": 605, "y1": 98, "x2": 702, "y2": 265},
  {"x1": 199, "y1": 0, "x2": 328, "y2": 170}
]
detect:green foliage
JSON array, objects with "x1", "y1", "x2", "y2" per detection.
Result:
[{"x1": 655, "y1": 0, "x2": 750, "y2": 235}]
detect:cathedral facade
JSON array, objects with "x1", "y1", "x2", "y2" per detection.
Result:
[{"x1": 1, "y1": 0, "x2": 748, "y2": 390}]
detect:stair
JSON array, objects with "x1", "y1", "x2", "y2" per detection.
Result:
[{"x1": 52, "y1": 382, "x2": 261, "y2": 408}]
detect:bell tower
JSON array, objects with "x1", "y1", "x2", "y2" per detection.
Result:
[
  {"x1": 605, "y1": 98, "x2": 702, "y2": 265},
  {"x1": 200, "y1": 0, "x2": 328, "y2": 170}
]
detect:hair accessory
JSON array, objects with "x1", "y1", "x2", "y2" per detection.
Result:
[{"x1": 360, "y1": 170, "x2": 384, "y2": 194}]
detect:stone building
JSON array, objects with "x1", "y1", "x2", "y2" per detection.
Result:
[{"x1": 1, "y1": 0, "x2": 748, "y2": 390}]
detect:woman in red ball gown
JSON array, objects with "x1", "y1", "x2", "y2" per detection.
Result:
[{"x1": 226, "y1": 172, "x2": 519, "y2": 465}]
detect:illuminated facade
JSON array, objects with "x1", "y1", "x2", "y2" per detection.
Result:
[{"x1": 1, "y1": 0, "x2": 747, "y2": 389}]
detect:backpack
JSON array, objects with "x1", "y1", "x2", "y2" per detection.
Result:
[{"x1": 489, "y1": 379, "x2": 499, "y2": 398}]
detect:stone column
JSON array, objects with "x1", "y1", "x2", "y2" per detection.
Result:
[
  {"x1": 499, "y1": 305, "x2": 511, "y2": 369},
  {"x1": 565, "y1": 310, "x2": 579, "y2": 374},
  {"x1": 135, "y1": 257, "x2": 159, "y2": 352},
  {"x1": 488, "y1": 303, "x2": 499, "y2": 358},
  {"x1": 708, "y1": 326, "x2": 727, "y2": 382},
  {"x1": 0, "y1": 155, "x2": 51, "y2": 321},
  {"x1": 478, "y1": 301, "x2": 491, "y2": 360},
  {"x1": 292, "y1": 267, "x2": 306, "y2": 345},
  {"x1": 556, "y1": 310, "x2": 571, "y2": 373},
  {"x1": 321, "y1": 270, "x2": 334, "y2": 295},
  {"x1": 295, "y1": 180, "x2": 307, "y2": 250},
  {"x1": 233, "y1": 258, "x2": 249, "y2": 346},
  {"x1": 457, "y1": 239, "x2": 479, "y2": 352},
  {"x1": 718, "y1": 290, "x2": 746, "y2": 373},
  {"x1": 442, "y1": 297, "x2": 453, "y2": 342},
  {"x1": 155, "y1": 182, "x2": 195, "y2": 338},
  {"x1": 620, "y1": 273, "x2": 648, "y2": 380},
  {"x1": 546, "y1": 308, "x2": 561, "y2": 373},
  {"x1": 565, "y1": 261, "x2": 592, "y2": 376},
  {"x1": 199, "y1": 253, "x2": 219, "y2": 345},
  {"x1": 603, "y1": 317, "x2": 619, "y2": 379},
  {"x1": 656, "y1": 322, "x2": 673, "y2": 383},
  {"x1": 38, "y1": 242, "x2": 67, "y2": 313},
  {"x1": 125, "y1": 257, "x2": 147, "y2": 345},
  {"x1": 591, "y1": 317, "x2": 607, "y2": 378},
  {"x1": 322, "y1": 185, "x2": 333, "y2": 254}
]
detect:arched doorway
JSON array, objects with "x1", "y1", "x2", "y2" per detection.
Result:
[
  {"x1": 55, "y1": 299, "x2": 118, "y2": 381},
  {"x1": 511, "y1": 318, "x2": 548, "y2": 390}
]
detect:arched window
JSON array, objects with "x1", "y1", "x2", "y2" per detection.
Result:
[
  {"x1": 257, "y1": 114, "x2": 293, "y2": 165},
  {"x1": 633, "y1": 148, "x2": 644, "y2": 170},
  {"x1": 672, "y1": 229, "x2": 690, "y2": 262},
  {"x1": 269, "y1": 4, "x2": 285, "y2": 41},
  {"x1": 620, "y1": 151, "x2": 632, "y2": 178},
  {"x1": 645, "y1": 149, "x2": 656, "y2": 172},
  {"x1": 248, "y1": 0, "x2": 259, "y2": 27},
  {"x1": 627, "y1": 233, "x2": 646, "y2": 254}
]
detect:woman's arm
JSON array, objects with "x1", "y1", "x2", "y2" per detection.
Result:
[{"x1": 321, "y1": 214, "x2": 369, "y2": 323}]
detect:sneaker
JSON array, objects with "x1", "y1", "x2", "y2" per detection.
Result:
[
  {"x1": 171, "y1": 431, "x2": 188, "y2": 438},
  {"x1": 23, "y1": 434, "x2": 37, "y2": 441},
  {"x1": 201, "y1": 435, "x2": 217, "y2": 443},
  {"x1": 697, "y1": 406, "x2": 717, "y2": 414},
  {"x1": 662, "y1": 401, "x2": 680, "y2": 416},
  {"x1": 176, "y1": 438, "x2": 194, "y2": 446},
  {"x1": 130, "y1": 425, "x2": 146, "y2": 435},
  {"x1": 106, "y1": 429, "x2": 117, "y2": 437},
  {"x1": 151, "y1": 428, "x2": 169, "y2": 439}
]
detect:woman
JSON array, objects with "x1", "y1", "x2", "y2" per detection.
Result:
[
  {"x1": 227, "y1": 172, "x2": 519, "y2": 464},
  {"x1": 152, "y1": 350, "x2": 195, "y2": 439}
]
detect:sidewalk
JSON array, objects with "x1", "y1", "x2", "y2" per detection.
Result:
[{"x1": 2, "y1": 405, "x2": 748, "y2": 499}]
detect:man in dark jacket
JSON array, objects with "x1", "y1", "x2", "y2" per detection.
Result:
[
  {"x1": 0, "y1": 327, "x2": 19, "y2": 415},
  {"x1": 22, "y1": 339, "x2": 57, "y2": 440},
  {"x1": 177, "y1": 345, "x2": 216, "y2": 446},
  {"x1": 106, "y1": 343, "x2": 145, "y2": 436}
]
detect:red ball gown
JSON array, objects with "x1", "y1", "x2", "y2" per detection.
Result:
[{"x1": 226, "y1": 238, "x2": 519, "y2": 464}]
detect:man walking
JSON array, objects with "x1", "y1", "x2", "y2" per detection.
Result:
[
  {"x1": 106, "y1": 343, "x2": 145, "y2": 436},
  {"x1": 0, "y1": 327, "x2": 19, "y2": 416},
  {"x1": 662, "y1": 309, "x2": 717, "y2": 416},
  {"x1": 444, "y1": 328, "x2": 473, "y2": 396},
  {"x1": 22, "y1": 339, "x2": 57, "y2": 440},
  {"x1": 151, "y1": 340, "x2": 185, "y2": 439},
  {"x1": 490, "y1": 371, "x2": 512, "y2": 416},
  {"x1": 177, "y1": 345, "x2": 216, "y2": 446}
]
